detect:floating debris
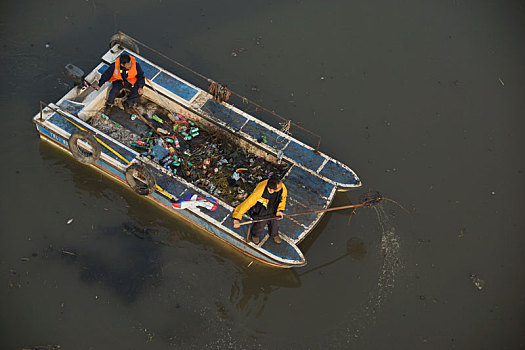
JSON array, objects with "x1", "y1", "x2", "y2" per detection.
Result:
[
  {"x1": 231, "y1": 47, "x2": 247, "y2": 57},
  {"x1": 66, "y1": 218, "x2": 73, "y2": 224},
  {"x1": 469, "y1": 273, "x2": 485, "y2": 291},
  {"x1": 21, "y1": 345, "x2": 61, "y2": 350}
]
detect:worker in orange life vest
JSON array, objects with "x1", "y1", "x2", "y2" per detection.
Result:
[{"x1": 92, "y1": 53, "x2": 145, "y2": 113}]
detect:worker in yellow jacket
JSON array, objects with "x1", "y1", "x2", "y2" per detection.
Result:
[{"x1": 232, "y1": 177, "x2": 287, "y2": 244}]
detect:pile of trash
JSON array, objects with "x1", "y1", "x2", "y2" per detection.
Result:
[
  {"x1": 118, "y1": 109, "x2": 290, "y2": 205},
  {"x1": 91, "y1": 114, "x2": 141, "y2": 146}
]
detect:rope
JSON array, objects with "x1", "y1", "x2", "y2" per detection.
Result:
[
  {"x1": 209, "y1": 81, "x2": 231, "y2": 103},
  {"x1": 121, "y1": 32, "x2": 322, "y2": 147},
  {"x1": 280, "y1": 120, "x2": 292, "y2": 135}
]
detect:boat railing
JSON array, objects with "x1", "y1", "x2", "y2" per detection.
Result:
[{"x1": 113, "y1": 31, "x2": 323, "y2": 154}]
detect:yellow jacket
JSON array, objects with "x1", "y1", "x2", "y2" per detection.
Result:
[{"x1": 232, "y1": 179, "x2": 287, "y2": 220}]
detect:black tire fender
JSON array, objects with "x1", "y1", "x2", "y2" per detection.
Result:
[
  {"x1": 109, "y1": 33, "x2": 140, "y2": 54},
  {"x1": 125, "y1": 163, "x2": 156, "y2": 195},
  {"x1": 69, "y1": 131, "x2": 101, "y2": 165}
]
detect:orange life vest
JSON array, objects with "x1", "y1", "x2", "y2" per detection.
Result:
[{"x1": 109, "y1": 56, "x2": 138, "y2": 85}]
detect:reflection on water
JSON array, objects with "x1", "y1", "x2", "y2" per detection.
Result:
[
  {"x1": 347, "y1": 237, "x2": 367, "y2": 260},
  {"x1": 299, "y1": 191, "x2": 358, "y2": 254},
  {"x1": 39, "y1": 140, "x2": 218, "y2": 247},
  {"x1": 230, "y1": 265, "x2": 300, "y2": 317},
  {"x1": 37, "y1": 135, "x2": 394, "y2": 346},
  {"x1": 43, "y1": 222, "x2": 163, "y2": 303},
  {"x1": 299, "y1": 236, "x2": 367, "y2": 277}
]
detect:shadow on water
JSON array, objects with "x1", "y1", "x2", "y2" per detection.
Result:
[
  {"x1": 299, "y1": 192, "x2": 354, "y2": 251},
  {"x1": 37, "y1": 140, "x2": 256, "y2": 265},
  {"x1": 37, "y1": 138, "x2": 396, "y2": 336},
  {"x1": 299, "y1": 191, "x2": 369, "y2": 267},
  {"x1": 230, "y1": 265, "x2": 301, "y2": 317},
  {"x1": 43, "y1": 221, "x2": 163, "y2": 303},
  {"x1": 39, "y1": 141, "x2": 198, "y2": 241},
  {"x1": 284, "y1": 189, "x2": 405, "y2": 345},
  {"x1": 228, "y1": 192, "x2": 371, "y2": 319},
  {"x1": 299, "y1": 237, "x2": 367, "y2": 277}
]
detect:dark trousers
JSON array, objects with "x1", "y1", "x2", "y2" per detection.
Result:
[
  {"x1": 107, "y1": 80, "x2": 141, "y2": 105},
  {"x1": 251, "y1": 219, "x2": 280, "y2": 239}
]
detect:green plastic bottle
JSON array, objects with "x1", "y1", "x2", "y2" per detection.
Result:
[{"x1": 152, "y1": 114, "x2": 164, "y2": 124}]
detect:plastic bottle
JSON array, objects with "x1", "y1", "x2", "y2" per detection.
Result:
[
  {"x1": 156, "y1": 127, "x2": 169, "y2": 135},
  {"x1": 131, "y1": 143, "x2": 148, "y2": 150},
  {"x1": 161, "y1": 155, "x2": 172, "y2": 167},
  {"x1": 152, "y1": 114, "x2": 164, "y2": 124},
  {"x1": 174, "y1": 137, "x2": 180, "y2": 148}
]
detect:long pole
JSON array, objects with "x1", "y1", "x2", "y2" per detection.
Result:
[
  {"x1": 131, "y1": 106, "x2": 164, "y2": 137},
  {"x1": 238, "y1": 202, "x2": 369, "y2": 226}
]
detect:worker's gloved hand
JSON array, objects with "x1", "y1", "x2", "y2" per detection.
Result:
[
  {"x1": 138, "y1": 88, "x2": 144, "y2": 95},
  {"x1": 233, "y1": 220, "x2": 240, "y2": 229},
  {"x1": 276, "y1": 211, "x2": 284, "y2": 220}
]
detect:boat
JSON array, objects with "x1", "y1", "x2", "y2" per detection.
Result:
[{"x1": 32, "y1": 33, "x2": 361, "y2": 268}]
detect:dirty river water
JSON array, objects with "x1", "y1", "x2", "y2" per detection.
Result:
[{"x1": 1, "y1": 0, "x2": 524, "y2": 349}]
